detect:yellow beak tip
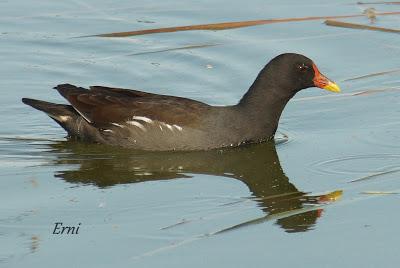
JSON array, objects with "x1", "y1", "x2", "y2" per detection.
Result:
[{"x1": 323, "y1": 82, "x2": 341, "y2": 93}]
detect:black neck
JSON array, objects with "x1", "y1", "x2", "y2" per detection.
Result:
[{"x1": 236, "y1": 67, "x2": 295, "y2": 136}]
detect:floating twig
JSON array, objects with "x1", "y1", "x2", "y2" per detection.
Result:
[
  {"x1": 213, "y1": 189, "x2": 342, "y2": 235},
  {"x1": 293, "y1": 87, "x2": 400, "y2": 101},
  {"x1": 348, "y1": 169, "x2": 400, "y2": 183},
  {"x1": 325, "y1": 19, "x2": 400, "y2": 34},
  {"x1": 212, "y1": 205, "x2": 322, "y2": 235},
  {"x1": 81, "y1": 11, "x2": 400, "y2": 38},
  {"x1": 343, "y1": 68, "x2": 400, "y2": 81},
  {"x1": 357, "y1": 1, "x2": 400, "y2": 5},
  {"x1": 361, "y1": 191, "x2": 400, "y2": 195}
]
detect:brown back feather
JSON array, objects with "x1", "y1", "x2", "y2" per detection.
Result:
[{"x1": 54, "y1": 84, "x2": 210, "y2": 128}]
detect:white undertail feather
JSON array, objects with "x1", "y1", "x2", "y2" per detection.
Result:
[
  {"x1": 49, "y1": 114, "x2": 71, "y2": 123},
  {"x1": 59, "y1": 115, "x2": 71, "y2": 122}
]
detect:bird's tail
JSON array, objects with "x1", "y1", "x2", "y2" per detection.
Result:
[{"x1": 21, "y1": 98, "x2": 78, "y2": 129}]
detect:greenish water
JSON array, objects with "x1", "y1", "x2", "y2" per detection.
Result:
[{"x1": 1, "y1": 0, "x2": 400, "y2": 267}]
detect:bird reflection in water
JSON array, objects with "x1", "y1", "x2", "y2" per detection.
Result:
[{"x1": 49, "y1": 140, "x2": 341, "y2": 233}]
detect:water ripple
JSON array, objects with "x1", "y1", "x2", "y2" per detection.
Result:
[{"x1": 310, "y1": 154, "x2": 400, "y2": 176}]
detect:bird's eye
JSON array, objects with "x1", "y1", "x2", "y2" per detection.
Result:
[{"x1": 297, "y1": 63, "x2": 309, "y2": 72}]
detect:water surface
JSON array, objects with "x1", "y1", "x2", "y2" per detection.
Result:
[{"x1": 1, "y1": 0, "x2": 400, "y2": 267}]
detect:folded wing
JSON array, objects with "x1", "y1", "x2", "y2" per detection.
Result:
[{"x1": 54, "y1": 84, "x2": 210, "y2": 129}]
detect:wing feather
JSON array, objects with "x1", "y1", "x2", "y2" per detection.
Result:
[{"x1": 54, "y1": 84, "x2": 210, "y2": 128}]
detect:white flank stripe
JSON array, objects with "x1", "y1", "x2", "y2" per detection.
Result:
[
  {"x1": 74, "y1": 109, "x2": 92, "y2": 123},
  {"x1": 159, "y1": 125, "x2": 163, "y2": 131},
  {"x1": 164, "y1": 123, "x2": 173, "y2": 131},
  {"x1": 111, "y1": 123, "x2": 125, "y2": 128},
  {"x1": 127, "y1": 121, "x2": 147, "y2": 131},
  {"x1": 132, "y1": 116, "x2": 153, "y2": 124},
  {"x1": 173, "y1": 124, "x2": 183, "y2": 131},
  {"x1": 103, "y1": 129, "x2": 114, "y2": 133}
]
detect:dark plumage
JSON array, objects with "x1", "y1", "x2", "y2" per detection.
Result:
[{"x1": 22, "y1": 53, "x2": 340, "y2": 151}]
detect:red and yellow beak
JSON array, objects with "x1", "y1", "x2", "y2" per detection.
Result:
[{"x1": 312, "y1": 64, "x2": 341, "y2": 93}]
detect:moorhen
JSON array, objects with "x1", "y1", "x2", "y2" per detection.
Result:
[{"x1": 22, "y1": 53, "x2": 340, "y2": 151}]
